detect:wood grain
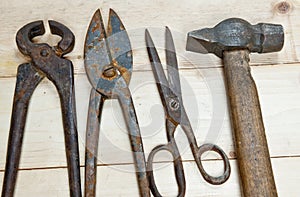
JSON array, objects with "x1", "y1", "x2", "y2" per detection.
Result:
[
  {"x1": 0, "y1": 158, "x2": 299, "y2": 196},
  {"x1": 224, "y1": 50, "x2": 277, "y2": 197},
  {"x1": 1, "y1": 65, "x2": 300, "y2": 196},
  {"x1": 0, "y1": 0, "x2": 299, "y2": 196},
  {"x1": 0, "y1": 0, "x2": 299, "y2": 77},
  {"x1": 0, "y1": 65, "x2": 299, "y2": 169}
]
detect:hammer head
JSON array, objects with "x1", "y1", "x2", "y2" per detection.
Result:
[{"x1": 186, "y1": 18, "x2": 284, "y2": 58}]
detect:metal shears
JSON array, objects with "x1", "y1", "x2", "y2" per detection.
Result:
[
  {"x1": 2, "y1": 21, "x2": 81, "y2": 197},
  {"x1": 84, "y1": 9, "x2": 150, "y2": 197},
  {"x1": 145, "y1": 27, "x2": 231, "y2": 197}
]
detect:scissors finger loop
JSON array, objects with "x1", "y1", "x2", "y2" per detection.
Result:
[
  {"x1": 147, "y1": 143, "x2": 185, "y2": 197},
  {"x1": 196, "y1": 143, "x2": 231, "y2": 185}
]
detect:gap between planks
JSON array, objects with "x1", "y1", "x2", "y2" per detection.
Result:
[
  {"x1": 1, "y1": 155, "x2": 300, "y2": 173},
  {"x1": 1, "y1": 61, "x2": 300, "y2": 79}
]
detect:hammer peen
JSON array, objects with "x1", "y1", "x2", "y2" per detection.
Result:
[{"x1": 186, "y1": 18, "x2": 284, "y2": 197}]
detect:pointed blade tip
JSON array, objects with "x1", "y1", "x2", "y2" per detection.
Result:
[
  {"x1": 145, "y1": 29, "x2": 150, "y2": 38},
  {"x1": 107, "y1": 8, "x2": 126, "y2": 36},
  {"x1": 84, "y1": 9, "x2": 104, "y2": 59},
  {"x1": 165, "y1": 27, "x2": 175, "y2": 49},
  {"x1": 92, "y1": 9, "x2": 101, "y2": 20},
  {"x1": 87, "y1": 9, "x2": 103, "y2": 33},
  {"x1": 165, "y1": 26, "x2": 171, "y2": 34},
  {"x1": 165, "y1": 26, "x2": 173, "y2": 41},
  {"x1": 109, "y1": 8, "x2": 117, "y2": 16},
  {"x1": 145, "y1": 29, "x2": 154, "y2": 47}
]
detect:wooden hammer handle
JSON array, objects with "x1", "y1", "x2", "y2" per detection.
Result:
[{"x1": 223, "y1": 50, "x2": 277, "y2": 197}]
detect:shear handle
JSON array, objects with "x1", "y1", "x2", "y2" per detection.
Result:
[
  {"x1": 113, "y1": 78, "x2": 150, "y2": 197},
  {"x1": 85, "y1": 89, "x2": 104, "y2": 197}
]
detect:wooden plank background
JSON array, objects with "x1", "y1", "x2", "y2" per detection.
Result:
[{"x1": 0, "y1": 0, "x2": 299, "y2": 196}]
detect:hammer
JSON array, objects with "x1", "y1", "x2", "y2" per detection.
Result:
[{"x1": 186, "y1": 18, "x2": 284, "y2": 196}]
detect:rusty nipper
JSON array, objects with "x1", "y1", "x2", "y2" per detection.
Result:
[{"x1": 2, "y1": 21, "x2": 81, "y2": 197}]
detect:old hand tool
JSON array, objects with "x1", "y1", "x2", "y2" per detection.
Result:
[
  {"x1": 186, "y1": 18, "x2": 284, "y2": 197},
  {"x1": 145, "y1": 27, "x2": 231, "y2": 197},
  {"x1": 2, "y1": 21, "x2": 81, "y2": 196},
  {"x1": 84, "y1": 9, "x2": 150, "y2": 197}
]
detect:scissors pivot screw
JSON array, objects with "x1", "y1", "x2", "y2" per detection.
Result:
[{"x1": 169, "y1": 99, "x2": 180, "y2": 110}]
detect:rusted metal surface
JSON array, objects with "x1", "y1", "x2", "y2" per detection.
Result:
[
  {"x1": 145, "y1": 27, "x2": 231, "y2": 197},
  {"x1": 186, "y1": 18, "x2": 284, "y2": 58},
  {"x1": 2, "y1": 21, "x2": 81, "y2": 197},
  {"x1": 84, "y1": 9, "x2": 150, "y2": 197},
  {"x1": 186, "y1": 18, "x2": 284, "y2": 197}
]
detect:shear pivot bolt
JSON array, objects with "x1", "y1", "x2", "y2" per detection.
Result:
[{"x1": 103, "y1": 67, "x2": 117, "y2": 78}]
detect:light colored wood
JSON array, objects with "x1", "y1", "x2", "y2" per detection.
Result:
[
  {"x1": 0, "y1": 0, "x2": 299, "y2": 77},
  {"x1": 224, "y1": 50, "x2": 277, "y2": 196},
  {"x1": 0, "y1": 158, "x2": 299, "y2": 196},
  {"x1": 1, "y1": 65, "x2": 300, "y2": 169},
  {"x1": 0, "y1": 0, "x2": 300, "y2": 196}
]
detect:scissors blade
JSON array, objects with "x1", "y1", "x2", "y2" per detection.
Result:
[
  {"x1": 145, "y1": 29, "x2": 170, "y2": 109},
  {"x1": 165, "y1": 27, "x2": 182, "y2": 101},
  {"x1": 84, "y1": 9, "x2": 111, "y2": 91},
  {"x1": 106, "y1": 8, "x2": 132, "y2": 84}
]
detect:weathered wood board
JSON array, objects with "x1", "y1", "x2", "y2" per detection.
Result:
[{"x1": 0, "y1": 0, "x2": 299, "y2": 196}]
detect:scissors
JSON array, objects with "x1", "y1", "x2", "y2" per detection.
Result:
[
  {"x1": 2, "y1": 21, "x2": 81, "y2": 197},
  {"x1": 145, "y1": 27, "x2": 231, "y2": 197},
  {"x1": 84, "y1": 9, "x2": 150, "y2": 197}
]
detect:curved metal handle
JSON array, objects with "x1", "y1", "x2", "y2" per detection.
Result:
[
  {"x1": 115, "y1": 81, "x2": 150, "y2": 197},
  {"x1": 147, "y1": 141, "x2": 185, "y2": 197},
  {"x1": 55, "y1": 61, "x2": 82, "y2": 197},
  {"x1": 85, "y1": 89, "x2": 104, "y2": 197},
  {"x1": 194, "y1": 143, "x2": 231, "y2": 185}
]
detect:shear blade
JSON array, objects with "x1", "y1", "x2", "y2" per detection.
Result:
[
  {"x1": 84, "y1": 9, "x2": 111, "y2": 91},
  {"x1": 84, "y1": 9, "x2": 132, "y2": 91},
  {"x1": 145, "y1": 29, "x2": 173, "y2": 108},
  {"x1": 165, "y1": 27, "x2": 182, "y2": 100},
  {"x1": 145, "y1": 29, "x2": 168, "y2": 87},
  {"x1": 107, "y1": 8, "x2": 132, "y2": 83}
]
